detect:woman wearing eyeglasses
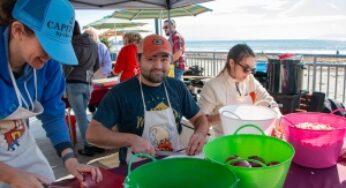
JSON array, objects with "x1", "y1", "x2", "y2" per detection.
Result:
[{"x1": 198, "y1": 44, "x2": 281, "y2": 136}]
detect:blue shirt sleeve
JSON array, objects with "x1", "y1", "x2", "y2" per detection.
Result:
[
  {"x1": 36, "y1": 61, "x2": 72, "y2": 153},
  {"x1": 98, "y1": 43, "x2": 112, "y2": 77}
]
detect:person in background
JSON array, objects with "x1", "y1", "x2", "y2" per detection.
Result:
[
  {"x1": 63, "y1": 21, "x2": 100, "y2": 157},
  {"x1": 198, "y1": 44, "x2": 281, "y2": 137},
  {"x1": 113, "y1": 32, "x2": 142, "y2": 82},
  {"x1": 84, "y1": 28, "x2": 112, "y2": 79},
  {"x1": 0, "y1": 0, "x2": 101, "y2": 187},
  {"x1": 86, "y1": 34, "x2": 209, "y2": 165},
  {"x1": 163, "y1": 19, "x2": 186, "y2": 80}
]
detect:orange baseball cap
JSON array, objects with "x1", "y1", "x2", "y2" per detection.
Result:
[{"x1": 138, "y1": 34, "x2": 172, "y2": 57}]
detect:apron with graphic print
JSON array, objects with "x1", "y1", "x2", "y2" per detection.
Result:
[
  {"x1": 127, "y1": 79, "x2": 182, "y2": 162},
  {"x1": 0, "y1": 64, "x2": 55, "y2": 188}
]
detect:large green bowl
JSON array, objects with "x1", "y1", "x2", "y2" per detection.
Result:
[
  {"x1": 124, "y1": 153, "x2": 239, "y2": 188},
  {"x1": 204, "y1": 124, "x2": 295, "y2": 188}
]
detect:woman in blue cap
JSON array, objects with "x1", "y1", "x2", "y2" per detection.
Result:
[{"x1": 0, "y1": 0, "x2": 102, "y2": 187}]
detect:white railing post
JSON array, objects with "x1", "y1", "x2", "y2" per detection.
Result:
[
  {"x1": 212, "y1": 52, "x2": 217, "y2": 76},
  {"x1": 312, "y1": 56, "x2": 317, "y2": 92},
  {"x1": 343, "y1": 67, "x2": 346, "y2": 103}
]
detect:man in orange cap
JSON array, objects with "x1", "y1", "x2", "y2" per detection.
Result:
[{"x1": 86, "y1": 34, "x2": 209, "y2": 165}]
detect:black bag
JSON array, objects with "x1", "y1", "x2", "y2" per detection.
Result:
[
  {"x1": 322, "y1": 98, "x2": 346, "y2": 117},
  {"x1": 184, "y1": 65, "x2": 204, "y2": 76}
]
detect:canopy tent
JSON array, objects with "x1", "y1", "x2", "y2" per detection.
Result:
[
  {"x1": 71, "y1": 0, "x2": 213, "y2": 50},
  {"x1": 84, "y1": 17, "x2": 147, "y2": 51},
  {"x1": 111, "y1": 4, "x2": 211, "y2": 34},
  {"x1": 83, "y1": 17, "x2": 147, "y2": 30},
  {"x1": 70, "y1": 0, "x2": 212, "y2": 9},
  {"x1": 111, "y1": 4, "x2": 211, "y2": 20},
  {"x1": 99, "y1": 28, "x2": 150, "y2": 38},
  {"x1": 71, "y1": 0, "x2": 213, "y2": 34}
]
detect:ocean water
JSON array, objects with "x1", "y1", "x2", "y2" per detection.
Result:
[{"x1": 185, "y1": 39, "x2": 346, "y2": 55}]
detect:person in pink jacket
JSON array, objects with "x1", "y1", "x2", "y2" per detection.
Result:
[{"x1": 113, "y1": 32, "x2": 142, "y2": 82}]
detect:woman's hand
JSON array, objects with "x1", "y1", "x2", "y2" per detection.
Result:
[
  {"x1": 64, "y1": 158, "x2": 102, "y2": 188},
  {"x1": 6, "y1": 169, "x2": 51, "y2": 188}
]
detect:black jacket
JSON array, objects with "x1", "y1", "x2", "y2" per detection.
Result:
[{"x1": 63, "y1": 33, "x2": 99, "y2": 84}]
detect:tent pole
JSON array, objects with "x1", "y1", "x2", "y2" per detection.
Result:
[{"x1": 155, "y1": 18, "x2": 159, "y2": 34}]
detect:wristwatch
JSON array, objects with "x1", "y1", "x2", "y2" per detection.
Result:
[{"x1": 62, "y1": 151, "x2": 77, "y2": 164}]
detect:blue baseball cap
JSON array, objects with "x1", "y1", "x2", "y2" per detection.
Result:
[{"x1": 12, "y1": 0, "x2": 78, "y2": 65}]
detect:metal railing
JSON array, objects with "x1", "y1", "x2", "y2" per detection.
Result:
[{"x1": 185, "y1": 51, "x2": 346, "y2": 104}]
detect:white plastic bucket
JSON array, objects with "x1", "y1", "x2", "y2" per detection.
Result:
[{"x1": 219, "y1": 104, "x2": 278, "y2": 135}]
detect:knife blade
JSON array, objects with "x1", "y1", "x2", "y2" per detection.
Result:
[{"x1": 156, "y1": 148, "x2": 186, "y2": 157}]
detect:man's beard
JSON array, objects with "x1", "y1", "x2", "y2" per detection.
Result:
[{"x1": 142, "y1": 70, "x2": 165, "y2": 83}]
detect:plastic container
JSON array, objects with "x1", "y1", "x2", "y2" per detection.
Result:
[
  {"x1": 281, "y1": 110, "x2": 346, "y2": 168},
  {"x1": 124, "y1": 153, "x2": 239, "y2": 188},
  {"x1": 219, "y1": 104, "x2": 278, "y2": 135},
  {"x1": 203, "y1": 125, "x2": 294, "y2": 188},
  {"x1": 267, "y1": 55, "x2": 304, "y2": 95},
  {"x1": 64, "y1": 113, "x2": 77, "y2": 144}
]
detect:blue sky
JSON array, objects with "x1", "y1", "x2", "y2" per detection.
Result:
[{"x1": 76, "y1": 0, "x2": 346, "y2": 40}]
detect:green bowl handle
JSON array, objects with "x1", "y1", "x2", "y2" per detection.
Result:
[
  {"x1": 127, "y1": 152, "x2": 157, "y2": 174},
  {"x1": 234, "y1": 124, "x2": 265, "y2": 135}
]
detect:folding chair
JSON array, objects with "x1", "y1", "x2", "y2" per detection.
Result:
[{"x1": 295, "y1": 92, "x2": 325, "y2": 112}]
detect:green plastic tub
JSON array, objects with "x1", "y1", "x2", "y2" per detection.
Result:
[
  {"x1": 203, "y1": 125, "x2": 294, "y2": 188},
  {"x1": 124, "y1": 153, "x2": 239, "y2": 188}
]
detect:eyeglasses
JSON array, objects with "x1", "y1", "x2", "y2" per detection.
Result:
[
  {"x1": 163, "y1": 26, "x2": 169, "y2": 29},
  {"x1": 237, "y1": 62, "x2": 256, "y2": 74}
]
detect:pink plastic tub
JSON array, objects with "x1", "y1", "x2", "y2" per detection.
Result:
[{"x1": 281, "y1": 110, "x2": 346, "y2": 168}]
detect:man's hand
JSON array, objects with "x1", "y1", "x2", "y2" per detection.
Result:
[
  {"x1": 130, "y1": 135, "x2": 156, "y2": 156},
  {"x1": 187, "y1": 111, "x2": 210, "y2": 155},
  {"x1": 207, "y1": 113, "x2": 221, "y2": 125},
  {"x1": 64, "y1": 158, "x2": 102, "y2": 188},
  {"x1": 186, "y1": 132, "x2": 207, "y2": 155}
]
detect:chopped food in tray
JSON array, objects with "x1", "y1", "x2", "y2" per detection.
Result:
[{"x1": 295, "y1": 122, "x2": 334, "y2": 130}]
